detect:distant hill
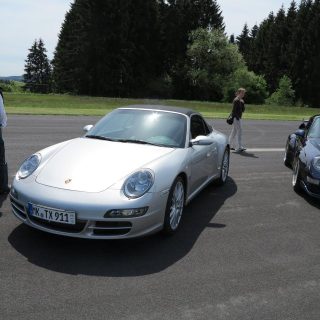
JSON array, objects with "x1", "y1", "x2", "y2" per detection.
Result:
[{"x1": 0, "y1": 76, "x2": 24, "y2": 82}]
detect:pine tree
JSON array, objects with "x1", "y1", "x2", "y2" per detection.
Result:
[
  {"x1": 290, "y1": 0, "x2": 314, "y2": 104},
  {"x1": 250, "y1": 24, "x2": 259, "y2": 39},
  {"x1": 236, "y1": 23, "x2": 251, "y2": 64},
  {"x1": 229, "y1": 34, "x2": 235, "y2": 44},
  {"x1": 52, "y1": 0, "x2": 225, "y2": 99},
  {"x1": 285, "y1": 1, "x2": 298, "y2": 81},
  {"x1": 306, "y1": 0, "x2": 320, "y2": 106},
  {"x1": 52, "y1": 0, "x2": 92, "y2": 94},
  {"x1": 53, "y1": 0, "x2": 162, "y2": 97},
  {"x1": 266, "y1": 6, "x2": 288, "y2": 91},
  {"x1": 84, "y1": 0, "x2": 131, "y2": 97},
  {"x1": 246, "y1": 24, "x2": 259, "y2": 72},
  {"x1": 24, "y1": 39, "x2": 52, "y2": 93},
  {"x1": 239, "y1": 0, "x2": 320, "y2": 106},
  {"x1": 250, "y1": 12, "x2": 275, "y2": 90},
  {"x1": 122, "y1": 0, "x2": 162, "y2": 97},
  {"x1": 192, "y1": 0, "x2": 225, "y2": 30}
]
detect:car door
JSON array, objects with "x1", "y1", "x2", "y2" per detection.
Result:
[{"x1": 188, "y1": 115, "x2": 218, "y2": 194}]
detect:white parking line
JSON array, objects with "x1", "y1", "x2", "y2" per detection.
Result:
[{"x1": 241, "y1": 148, "x2": 284, "y2": 152}]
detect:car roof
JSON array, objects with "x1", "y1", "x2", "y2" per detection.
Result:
[{"x1": 119, "y1": 105, "x2": 198, "y2": 117}]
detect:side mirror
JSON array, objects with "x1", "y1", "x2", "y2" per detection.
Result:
[
  {"x1": 295, "y1": 129, "x2": 305, "y2": 138},
  {"x1": 190, "y1": 135, "x2": 214, "y2": 146},
  {"x1": 83, "y1": 125, "x2": 93, "y2": 132}
]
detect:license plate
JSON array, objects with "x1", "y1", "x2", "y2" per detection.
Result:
[{"x1": 28, "y1": 203, "x2": 76, "y2": 225}]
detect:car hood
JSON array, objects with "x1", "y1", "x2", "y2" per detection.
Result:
[
  {"x1": 309, "y1": 138, "x2": 320, "y2": 152},
  {"x1": 36, "y1": 138, "x2": 175, "y2": 192}
]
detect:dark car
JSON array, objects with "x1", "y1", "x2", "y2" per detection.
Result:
[{"x1": 284, "y1": 115, "x2": 320, "y2": 198}]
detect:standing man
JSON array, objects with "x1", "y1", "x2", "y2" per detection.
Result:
[
  {"x1": 0, "y1": 87, "x2": 10, "y2": 194},
  {"x1": 229, "y1": 88, "x2": 246, "y2": 152}
]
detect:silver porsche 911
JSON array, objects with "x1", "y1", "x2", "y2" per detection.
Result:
[{"x1": 10, "y1": 105, "x2": 230, "y2": 239}]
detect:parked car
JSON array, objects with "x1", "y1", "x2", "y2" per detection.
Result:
[
  {"x1": 284, "y1": 115, "x2": 320, "y2": 198},
  {"x1": 11, "y1": 105, "x2": 230, "y2": 239}
]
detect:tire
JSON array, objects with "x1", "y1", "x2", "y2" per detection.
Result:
[
  {"x1": 163, "y1": 176, "x2": 185, "y2": 235},
  {"x1": 284, "y1": 142, "x2": 291, "y2": 168},
  {"x1": 216, "y1": 148, "x2": 230, "y2": 186},
  {"x1": 292, "y1": 158, "x2": 302, "y2": 193}
]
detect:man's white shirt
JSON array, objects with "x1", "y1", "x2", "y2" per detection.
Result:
[{"x1": 0, "y1": 95, "x2": 7, "y2": 127}]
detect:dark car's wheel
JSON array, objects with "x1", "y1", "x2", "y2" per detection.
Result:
[
  {"x1": 163, "y1": 176, "x2": 185, "y2": 235},
  {"x1": 216, "y1": 148, "x2": 230, "y2": 186},
  {"x1": 292, "y1": 158, "x2": 302, "y2": 193},
  {"x1": 284, "y1": 141, "x2": 292, "y2": 168}
]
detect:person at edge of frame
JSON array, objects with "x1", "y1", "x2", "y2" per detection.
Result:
[
  {"x1": 229, "y1": 87, "x2": 246, "y2": 152},
  {"x1": 0, "y1": 87, "x2": 10, "y2": 195}
]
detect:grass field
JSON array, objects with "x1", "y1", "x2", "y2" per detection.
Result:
[{"x1": 5, "y1": 92, "x2": 320, "y2": 120}]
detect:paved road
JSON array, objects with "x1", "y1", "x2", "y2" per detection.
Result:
[{"x1": 1, "y1": 115, "x2": 320, "y2": 320}]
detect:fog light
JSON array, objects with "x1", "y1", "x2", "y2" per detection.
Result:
[{"x1": 104, "y1": 207, "x2": 148, "y2": 218}]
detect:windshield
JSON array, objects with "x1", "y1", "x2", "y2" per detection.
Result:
[
  {"x1": 86, "y1": 109, "x2": 187, "y2": 148},
  {"x1": 308, "y1": 117, "x2": 320, "y2": 139}
]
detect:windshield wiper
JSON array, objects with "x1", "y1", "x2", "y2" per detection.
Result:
[
  {"x1": 116, "y1": 139, "x2": 149, "y2": 144},
  {"x1": 86, "y1": 136, "x2": 168, "y2": 147},
  {"x1": 116, "y1": 139, "x2": 162, "y2": 146},
  {"x1": 86, "y1": 135, "x2": 116, "y2": 141}
]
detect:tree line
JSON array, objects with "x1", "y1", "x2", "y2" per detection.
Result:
[
  {"x1": 23, "y1": 0, "x2": 320, "y2": 107},
  {"x1": 237, "y1": 0, "x2": 320, "y2": 107}
]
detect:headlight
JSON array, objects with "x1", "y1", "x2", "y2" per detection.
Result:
[
  {"x1": 18, "y1": 154, "x2": 41, "y2": 179},
  {"x1": 312, "y1": 156, "x2": 320, "y2": 171},
  {"x1": 123, "y1": 170, "x2": 154, "y2": 199}
]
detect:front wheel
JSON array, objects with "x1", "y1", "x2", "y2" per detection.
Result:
[
  {"x1": 292, "y1": 158, "x2": 302, "y2": 193},
  {"x1": 216, "y1": 148, "x2": 230, "y2": 186},
  {"x1": 163, "y1": 176, "x2": 185, "y2": 235},
  {"x1": 284, "y1": 141, "x2": 292, "y2": 168}
]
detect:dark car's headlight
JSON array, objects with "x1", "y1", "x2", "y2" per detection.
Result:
[
  {"x1": 18, "y1": 154, "x2": 41, "y2": 179},
  {"x1": 123, "y1": 170, "x2": 154, "y2": 199},
  {"x1": 312, "y1": 156, "x2": 320, "y2": 171}
]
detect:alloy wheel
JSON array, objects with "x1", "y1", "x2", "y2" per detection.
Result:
[
  {"x1": 169, "y1": 180, "x2": 185, "y2": 231},
  {"x1": 292, "y1": 159, "x2": 302, "y2": 193},
  {"x1": 221, "y1": 150, "x2": 229, "y2": 183}
]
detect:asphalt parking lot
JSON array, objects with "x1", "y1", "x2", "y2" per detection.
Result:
[{"x1": 1, "y1": 115, "x2": 320, "y2": 320}]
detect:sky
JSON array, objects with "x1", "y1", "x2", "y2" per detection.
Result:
[{"x1": 0, "y1": 0, "x2": 294, "y2": 77}]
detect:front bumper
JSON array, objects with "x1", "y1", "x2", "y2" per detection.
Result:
[
  {"x1": 302, "y1": 175, "x2": 320, "y2": 199},
  {"x1": 10, "y1": 178, "x2": 168, "y2": 239}
]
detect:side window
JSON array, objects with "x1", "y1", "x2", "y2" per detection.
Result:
[{"x1": 190, "y1": 115, "x2": 210, "y2": 139}]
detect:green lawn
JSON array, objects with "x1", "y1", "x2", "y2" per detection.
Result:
[{"x1": 5, "y1": 92, "x2": 320, "y2": 120}]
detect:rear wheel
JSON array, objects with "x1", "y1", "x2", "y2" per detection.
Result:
[
  {"x1": 163, "y1": 176, "x2": 185, "y2": 235},
  {"x1": 292, "y1": 158, "x2": 302, "y2": 193},
  {"x1": 216, "y1": 148, "x2": 230, "y2": 186}
]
